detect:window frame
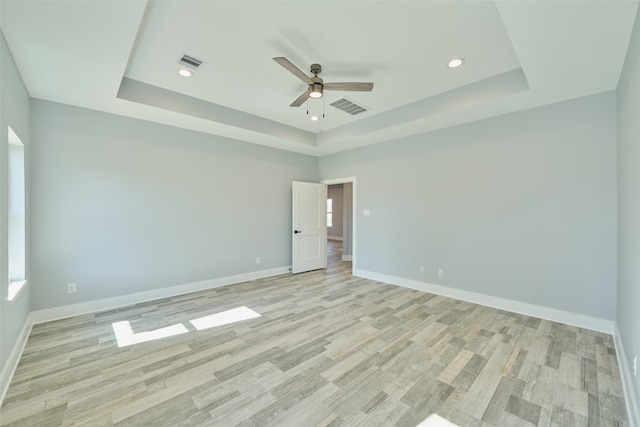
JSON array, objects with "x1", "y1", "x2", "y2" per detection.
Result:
[{"x1": 7, "y1": 126, "x2": 27, "y2": 302}]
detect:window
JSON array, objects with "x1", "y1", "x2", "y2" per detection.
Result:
[
  {"x1": 327, "y1": 198, "x2": 333, "y2": 228},
  {"x1": 7, "y1": 126, "x2": 26, "y2": 301}
]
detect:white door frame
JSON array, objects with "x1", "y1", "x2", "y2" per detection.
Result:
[{"x1": 321, "y1": 177, "x2": 356, "y2": 270}]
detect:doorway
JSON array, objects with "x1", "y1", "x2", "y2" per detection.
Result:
[{"x1": 322, "y1": 177, "x2": 356, "y2": 270}]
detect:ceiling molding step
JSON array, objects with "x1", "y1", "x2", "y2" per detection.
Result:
[
  {"x1": 317, "y1": 67, "x2": 530, "y2": 148},
  {"x1": 117, "y1": 77, "x2": 316, "y2": 149}
]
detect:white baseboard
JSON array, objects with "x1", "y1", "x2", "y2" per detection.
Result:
[
  {"x1": 31, "y1": 266, "x2": 291, "y2": 324},
  {"x1": 0, "y1": 314, "x2": 32, "y2": 407},
  {"x1": 328, "y1": 236, "x2": 343, "y2": 241},
  {"x1": 353, "y1": 268, "x2": 615, "y2": 334},
  {"x1": 342, "y1": 255, "x2": 353, "y2": 261},
  {"x1": 614, "y1": 324, "x2": 639, "y2": 427}
]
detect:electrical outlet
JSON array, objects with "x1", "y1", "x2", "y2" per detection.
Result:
[
  {"x1": 67, "y1": 283, "x2": 77, "y2": 294},
  {"x1": 419, "y1": 266, "x2": 425, "y2": 274},
  {"x1": 437, "y1": 268, "x2": 444, "y2": 277},
  {"x1": 256, "y1": 256, "x2": 261, "y2": 264},
  {"x1": 633, "y1": 355, "x2": 637, "y2": 376}
]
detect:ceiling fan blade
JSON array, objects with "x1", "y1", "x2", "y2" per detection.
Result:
[
  {"x1": 274, "y1": 57, "x2": 313, "y2": 85},
  {"x1": 290, "y1": 90, "x2": 311, "y2": 107},
  {"x1": 324, "y1": 82, "x2": 374, "y2": 92}
]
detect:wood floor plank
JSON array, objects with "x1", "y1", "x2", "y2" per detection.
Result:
[{"x1": 0, "y1": 241, "x2": 629, "y2": 426}]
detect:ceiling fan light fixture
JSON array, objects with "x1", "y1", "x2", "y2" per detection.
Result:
[
  {"x1": 309, "y1": 83, "x2": 323, "y2": 99},
  {"x1": 310, "y1": 115, "x2": 320, "y2": 121},
  {"x1": 447, "y1": 57, "x2": 465, "y2": 69}
]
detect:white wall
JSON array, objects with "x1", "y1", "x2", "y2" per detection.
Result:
[
  {"x1": 29, "y1": 100, "x2": 319, "y2": 311},
  {"x1": 0, "y1": 29, "x2": 31, "y2": 400},
  {"x1": 319, "y1": 92, "x2": 617, "y2": 323},
  {"x1": 616, "y1": 3, "x2": 640, "y2": 423}
]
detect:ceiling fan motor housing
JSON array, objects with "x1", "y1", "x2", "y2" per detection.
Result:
[
  {"x1": 309, "y1": 83, "x2": 323, "y2": 98},
  {"x1": 309, "y1": 72, "x2": 324, "y2": 98}
]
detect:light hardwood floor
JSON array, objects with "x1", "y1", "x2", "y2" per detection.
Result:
[{"x1": 0, "y1": 241, "x2": 629, "y2": 426}]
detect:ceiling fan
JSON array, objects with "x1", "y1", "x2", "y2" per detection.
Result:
[{"x1": 273, "y1": 57, "x2": 374, "y2": 107}]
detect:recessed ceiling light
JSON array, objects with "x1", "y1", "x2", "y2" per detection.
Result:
[
  {"x1": 447, "y1": 58, "x2": 465, "y2": 69},
  {"x1": 310, "y1": 115, "x2": 320, "y2": 121},
  {"x1": 178, "y1": 68, "x2": 193, "y2": 77}
]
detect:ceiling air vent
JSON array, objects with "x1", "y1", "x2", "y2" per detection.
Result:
[
  {"x1": 330, "y1": 98, "x2": 368, "y2": 115},
  {"x1": 178, "y1": 54, "x2": 204, "y2": 69}
]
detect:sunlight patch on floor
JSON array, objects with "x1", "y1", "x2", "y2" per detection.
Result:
[
  {"x1": 112, "y1": 306, "x2": 262, "y2": 347},
  {"x1": 112, "y1": 321, "x2": 188, "y2": 347},
  {"x1": 416, "y1": 414, "x2": 459, "y2": 427},
  {"x1": 190, "y1": 306, "x2": 261, "y2": 331}
]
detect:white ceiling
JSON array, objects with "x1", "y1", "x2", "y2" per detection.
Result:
[{"x1": 1, "y1": 0, "x2": 638, "y2": 156}]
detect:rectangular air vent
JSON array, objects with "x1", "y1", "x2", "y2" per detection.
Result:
[
  {"x1": 330, "y1": 98, "x2": 368, "y2": 115},
  {"x1": 178, "y1": 54, "x2": 204, "y2": 69}
]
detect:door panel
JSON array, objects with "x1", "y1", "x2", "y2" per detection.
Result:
[{"x1": 292, "y1": 181, "x2": 327, "y2": 274}]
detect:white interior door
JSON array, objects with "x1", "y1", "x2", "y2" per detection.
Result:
[{"x1": 292, "y1": 181, "x2": 327, "y2": 274}]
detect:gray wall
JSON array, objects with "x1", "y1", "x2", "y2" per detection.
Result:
[
  {"x1": 327, "y1": 184, "x2": 343, "y2": 239},
  {"x1": 0, "y1": 30, "x2": 31, "y2": 388},
  {"x1": 319, "y1": 92, "x2": 617, "y2": 321},
  {"x1": 617, "y1": 2, "x2": 640, "y2": 416},
  {"x1": 29, "y1": 100, "x2": 318, "y2": 310}
]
